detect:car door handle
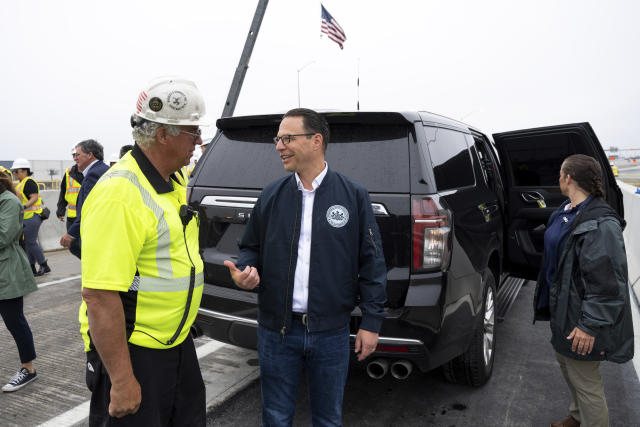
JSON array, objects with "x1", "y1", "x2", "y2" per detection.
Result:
[{"x1": 520, "y1": 191, "x2": 543, "y2": 203}]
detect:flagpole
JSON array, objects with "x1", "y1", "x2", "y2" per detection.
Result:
[
  {"x1": 297, "y1": 61, "x2": 315, "y2": 107},
  {"x1": 357, "y1": 58, "x2": 360, "y2": 111}
]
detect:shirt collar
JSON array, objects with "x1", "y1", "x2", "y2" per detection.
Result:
[
  {"x1": 82, "y1": 159, "x2": 100, "y2": 177},
  {"x1": 295, "y1": 162, "x2": 328, "y2": 191},
  {"x1": 130, "y1": 144, "x2": 176, "y2": 194}
]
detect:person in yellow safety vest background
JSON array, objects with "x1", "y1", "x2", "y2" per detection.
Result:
[
  {"x1": 79, "y1": 76, "x2": 208, "y2": 426},
  {"x1": 11, "y1": 158, "x2": 51, "y2": 277},
  {"x1": 0, "y1": 165, "x2": 13, "y2": 182},
  {"x1": 56, "y1": 147, "x2": 84, "y2": 231}
]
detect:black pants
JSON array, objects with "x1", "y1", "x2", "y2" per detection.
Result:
[
  {"x1": 69, "y1": 237, "x2": 81, "y2": 259},
  {"x1": 0, "y1": 297, "x2": 36, "y2": 364},
  {"x1": 66, "y1": 217, "x2": 76, "y2": 232},
  {"x1": 86, "y1": 335, "x2": 205, "y2": 427}
]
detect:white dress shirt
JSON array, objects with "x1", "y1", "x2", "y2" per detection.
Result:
[{"x1": 292, "y1": 162, "x2": 328, "y2": 313}]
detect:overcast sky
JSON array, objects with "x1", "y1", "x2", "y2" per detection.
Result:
[{"x1": 2, "y1": 0, "x2": 639, "y2": 161}]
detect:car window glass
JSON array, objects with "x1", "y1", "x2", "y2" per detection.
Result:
[
  {"x1": 201, "y1": 124, "x2": 409, "y2": 192},
  {"x1": 424, "y1": 126, "x2": 475, "y2": 191},
  {"x1": 502, "y1": 133, "x2": 582, "y2": 187}
]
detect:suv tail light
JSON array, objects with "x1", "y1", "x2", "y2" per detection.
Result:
[{"x1": 412, "y1": 197, "x2": 451, "y2": 271}]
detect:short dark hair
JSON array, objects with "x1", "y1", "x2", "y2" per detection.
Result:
[
  {"x1": 561, "y1": 154, "x2": 605, "y2": 198},
  {"x1": 119, "y1": 144, "x2": 134, "y2": 159},
  {"x1": 283, "y1": 108, "x2": 330, "y2": 152},
  {"x1": 76, "y1": 139, "x2": 104, "y2": 161}
]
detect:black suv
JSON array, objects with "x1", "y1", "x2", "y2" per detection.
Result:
[{"x1": 188, "y1": 111, "x2": 622, "y2": 386}]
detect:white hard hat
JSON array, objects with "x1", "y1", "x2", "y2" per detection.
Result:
[
  {"x1": 11, "y1": 158, "x2": 31, "y2": 170},
  {"x1": 133, "y1": 76, "x2": 209, "y2": 126},
  {"x1": 109, "y1": 152, "x2": 119, "y2": 163},
  {"x1": 71, "y1": 145, "x2": 77, "y2": 154}
]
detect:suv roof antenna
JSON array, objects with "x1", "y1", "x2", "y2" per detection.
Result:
[{"x1": 220, "y1": 0, "x2": 269, "y2": 121}]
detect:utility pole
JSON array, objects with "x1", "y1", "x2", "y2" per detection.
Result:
[
  {"x1": 297, "y1": 61, "x2": 315, "y2": 107},
  {"x1": 220, "y1": 0, "x2": 269, "y2": 118}
]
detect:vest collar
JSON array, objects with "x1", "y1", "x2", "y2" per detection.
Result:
[{"x1": 131, "y1": 144, "x2": 180, "y2": 194}]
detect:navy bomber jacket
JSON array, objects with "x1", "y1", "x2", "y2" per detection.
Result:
[{"x1": 237, "y1": 168, "x2": 387, "y2": 336}]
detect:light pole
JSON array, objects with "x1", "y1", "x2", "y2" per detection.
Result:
[{"x1": 297, "y1": 61, "x2": 315, "y2": 107}]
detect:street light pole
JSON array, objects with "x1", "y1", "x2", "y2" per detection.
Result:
[{"x1": 297, "y1": 61, "x2": 315, "y2": 107}]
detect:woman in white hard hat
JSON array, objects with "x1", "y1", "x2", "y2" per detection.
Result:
[
  {"x1": 0, "y1": 169, "x2": 39, "y2": 392},
  {"x1": 11, "y1": 159, "x2": 50, "y2": 276}
]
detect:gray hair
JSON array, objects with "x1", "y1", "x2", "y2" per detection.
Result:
[
  {"x1": 76, "y1": 139, "x2": 104, "y2": 161},
  {"x1": 132, "y1": 121, "x2": 181, "y2": 150}
]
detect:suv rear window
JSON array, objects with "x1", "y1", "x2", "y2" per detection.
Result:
[
  {"x1": 424, "y1": 126, "x2": 475, "y2": 191},
  {"x1": 199, "y1": 124, "x2": 410, "y2": 192}
]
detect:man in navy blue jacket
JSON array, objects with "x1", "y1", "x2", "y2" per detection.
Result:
[
  {"x1": 60, "y1": 139, "x2": 109, "y2": 259},
  {"x1": 225, "y1": 108, "x2": 387, "y2": 426}
]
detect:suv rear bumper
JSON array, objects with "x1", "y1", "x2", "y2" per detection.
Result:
[{"x1": 195, "y1": 307, "x2": 436, "y2": 372}]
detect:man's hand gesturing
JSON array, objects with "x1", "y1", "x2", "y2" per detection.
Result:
[{"x1": 224, "y1": 261, "x2": 260, "y2": 290}]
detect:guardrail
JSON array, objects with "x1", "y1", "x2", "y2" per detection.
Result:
[{"x1": 618, "y1": 181, "x2": 640, "y2": 301}]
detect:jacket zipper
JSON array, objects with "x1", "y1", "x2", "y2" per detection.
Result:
[
  {"x1": 281, "y1": 190, "x2": 301, "y2": 342},
  {"x1": 368, "y1": 227, "x2": 379, "y2": 257}
]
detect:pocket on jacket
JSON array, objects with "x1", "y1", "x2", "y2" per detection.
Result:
[{"x1": 582, "y1": 256, "x2": 618, "y2": 296}]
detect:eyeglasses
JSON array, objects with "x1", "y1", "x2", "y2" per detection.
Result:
[
  {"x1": 273, "y1": 133, "x2": 315, "y2": 145},
  {"x1": 72, "y1": 153, "x2": 79, "y2": 158},
  {"x1": 179, "y1": 128, "x2": 202, "y2": 142}
]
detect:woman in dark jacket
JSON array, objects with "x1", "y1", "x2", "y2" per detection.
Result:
[
  {"x1": 534, "y1": 154, "x2": 633, "y2": 427},
  {"x1": 0, "y1": 170, "x2": 39, "y2": 392}
]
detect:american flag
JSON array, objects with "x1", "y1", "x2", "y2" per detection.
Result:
[{"x1": 321, "y1": 4, "x2": 346, "y2": 50}]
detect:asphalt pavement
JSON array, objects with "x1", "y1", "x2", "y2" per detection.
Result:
[
  {"x1": 0, "y1": 250, "x2": 259, "y2": 427},
  {"x1": 207, "y1": 281, "x2": 640, "y2": 427},
  {"x1": 2, "y1": 251, "x2": 639, "y2": 427}
]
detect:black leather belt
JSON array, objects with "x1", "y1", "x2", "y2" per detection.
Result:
[{"x1": 292, "y1": 312, "x2": 308, "y2": 326}]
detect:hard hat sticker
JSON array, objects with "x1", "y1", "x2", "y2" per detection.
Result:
[
  {"x1": 148, "y1": 97, "x2": 163, "y2": 112},
  {"x1": 168, "y1": 91, "x2": 188, "y2": 111},
  {"x1": 136, "y1": 91, "x2": 148, "y2": 114}
]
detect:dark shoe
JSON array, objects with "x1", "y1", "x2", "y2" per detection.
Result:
[
  {"x1": 551, "y1": 415, "x2": 580, "y2": 427},
  {"x1": 30, "y1": 264, "x2": 42, "y2": 277},
  {"x1": 37, "y1": 261, "x2": 51, "y2": 276},
  {"x1": 2, "y1": 368, "x2": 37, "y2": 392}
]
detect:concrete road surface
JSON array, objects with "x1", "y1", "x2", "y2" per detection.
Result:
[{"x1": 207, "y1": 281, "x2": 640, "y2": 427}]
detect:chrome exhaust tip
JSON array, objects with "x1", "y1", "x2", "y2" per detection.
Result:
[
  {"x1": 366, "y1": 358, "x2": 389, "y2": 379},
  {"x1": 390, "y1": 359, "x2": 413, "y2": 380}
]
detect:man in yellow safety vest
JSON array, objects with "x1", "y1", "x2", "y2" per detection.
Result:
[{"x1": 79, "y1": 76, "x2": 208, "y2": 426}]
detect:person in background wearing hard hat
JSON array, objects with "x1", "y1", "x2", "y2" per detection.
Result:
[
  {"x1": 12, "y1": 159, "x2": 50, "y2": 277},
  {"x1": 108, "y1": 152, "x2": 119, "y2": 167},
  {"x1": 56, "y1": 146, "x2": 84, "y2": 231},
  {"x1": 79, "y1": 76, "x2": 207, "y2": 426}
]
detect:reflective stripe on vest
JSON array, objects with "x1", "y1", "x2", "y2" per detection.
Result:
[
  {"x1": 129, "y1": 272, "x2": 204, "y2": 293},
  {"x1": 64, "y1": 168, "x2": 81, "y2": 217},
  {"x1": 98, "y1": 169, "x2": 173, "y2": 278}
]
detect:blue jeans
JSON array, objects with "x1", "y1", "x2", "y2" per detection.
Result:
[
  {"x1": 258, "y1": 320, "x2": 350, "y2": 427},
  {"x1": 23, "y1": 215, "x2": 45, "y2": 265}
]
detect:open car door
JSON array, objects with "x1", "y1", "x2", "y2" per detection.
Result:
[{"x1": 493, "y1": 123, "x2": 623, "y2": 280}]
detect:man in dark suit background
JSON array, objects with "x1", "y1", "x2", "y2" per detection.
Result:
[{"x1": 60, "y1": 139, "x2": 110, "y2": 259}]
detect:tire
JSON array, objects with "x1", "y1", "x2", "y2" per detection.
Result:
[{"x1": 442, "y1": 269, "x2": 496, "y2": 386}]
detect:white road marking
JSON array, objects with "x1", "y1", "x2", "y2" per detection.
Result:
[
  {"x1": 37, "y1": 275, "x2": 82, "y2": 289},
  {"x1": 37, "y1": 401, "x2": 90, "y2": 427},
  {"x1": 37, "y1": 339, "x2": 227, "y2": 427}
]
